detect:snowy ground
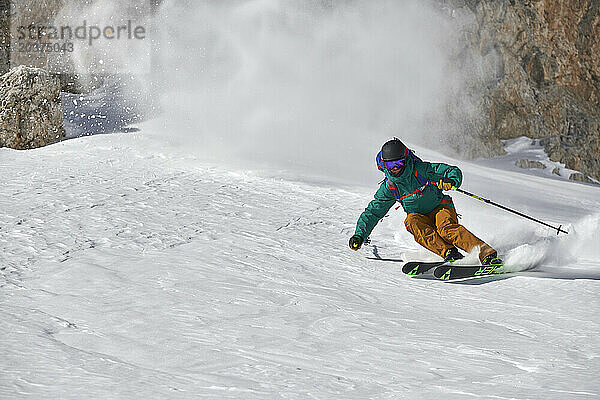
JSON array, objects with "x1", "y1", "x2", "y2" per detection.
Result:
[{"x1": 1, "y1": 131, "x2": 600, "y2": 399}]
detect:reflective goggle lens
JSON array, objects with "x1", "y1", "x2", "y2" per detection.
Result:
[{"x1": 383, "y1": 158, "x2": 405, "y2": 170}]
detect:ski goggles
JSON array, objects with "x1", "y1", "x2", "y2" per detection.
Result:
[{"x1": 383, "y1": 158, "x2": 406, "y2": 171}]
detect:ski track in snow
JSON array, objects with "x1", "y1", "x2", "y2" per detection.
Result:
[{"x1": 1, "y1": 132, "x2": 600, "y2": 399}]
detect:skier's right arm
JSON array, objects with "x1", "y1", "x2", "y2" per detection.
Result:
[{"x1": 353, "y1": 183, "x2": 396, "y2": 242}]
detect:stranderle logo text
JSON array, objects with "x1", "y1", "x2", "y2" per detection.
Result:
[{"x1": 17, "y1": 20, "x2": 146, "y2": 46}]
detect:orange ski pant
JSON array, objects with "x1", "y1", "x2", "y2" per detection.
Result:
[{"x1": 404, "y1": 206, "x2": 495, "y2": 262}]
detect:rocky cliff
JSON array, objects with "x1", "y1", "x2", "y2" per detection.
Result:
[
  {"x1": 444, "y1": 0, "x2": 600, "y2": 182},
  {"x1": 0, "y1": 66, "x2": 65, "y2": 149},
  {"x1": 0, "y1": 0, "x2": 9, "y2": 76}
]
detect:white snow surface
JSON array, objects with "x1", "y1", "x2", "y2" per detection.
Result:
[{"x1": 1, "y1": 131, "x2": 600, "y2": 399}]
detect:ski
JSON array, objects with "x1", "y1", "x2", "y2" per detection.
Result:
[
  {"x1": 433, "y1": 264, "x2": 507, "y2": 281},
  {"x1": 401, "y1": 261, "x2": 446, "y2": 276}
]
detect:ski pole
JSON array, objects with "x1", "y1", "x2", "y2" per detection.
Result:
[{"x1": 450, "y1": 187, "x2": 569, "y2": 235}]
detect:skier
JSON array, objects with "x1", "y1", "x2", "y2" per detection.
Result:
[{"x1": 349, "y1": 138, "x2": 502, "y2": 266}]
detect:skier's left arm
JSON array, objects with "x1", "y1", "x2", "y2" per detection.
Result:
[{"x1": 421, "y1": 161, "x2": 463, "y2": 189}]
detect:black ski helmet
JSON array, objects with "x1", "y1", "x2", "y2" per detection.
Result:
[{"x1": 381, "y1": 138, "x2": 407, "y2": 161}]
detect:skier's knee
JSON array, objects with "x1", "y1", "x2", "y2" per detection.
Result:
[
  {"x1": 404, "y1": 213, "x2": 427, "y2": 233},
  {"x1": 437, "y1": 223, "x2": 459, "y2": 241}
]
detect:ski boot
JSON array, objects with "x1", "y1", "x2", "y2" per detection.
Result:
[
  {"x1": 482, "y1": 252, "x2": 503, "y2": 266},
  {"x1": 444, "y1": 247, "x2": 464, "y2": 263}
]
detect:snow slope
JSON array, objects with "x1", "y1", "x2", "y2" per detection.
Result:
[{"x1": 1, "y1": 131, "x2": 600, "y2": 399}]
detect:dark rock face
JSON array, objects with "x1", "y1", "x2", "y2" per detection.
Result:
[
  {"x1": 444, "y1": 0, "x2": 600, "y2": 181},
  {"x1": 515, "y1": 159, "x2": 546, "y2": 169},
  {"x1": 569, "y1": 172, "x2": 597, "y2": 184},
  {"x1": 0, "y1": 66, "x2": 65, "y2": 149},
  {"x1": 552, "y1": 167, "x2": 561, "y2": 175},
  {"x1": 0, "y1": 0, "x2": 9, "y2": 76}
]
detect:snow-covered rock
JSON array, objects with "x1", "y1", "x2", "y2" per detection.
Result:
[{"x1": 515, "y1": 159, "x2": 546, "y2": 170}]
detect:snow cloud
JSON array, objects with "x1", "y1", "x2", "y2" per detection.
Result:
[
  {"x1": 504, "y1": 213, "x2": 600, "y2": 273},
  {"x1": 149, "y1": 0, "x2": 463, "y2": 182}
]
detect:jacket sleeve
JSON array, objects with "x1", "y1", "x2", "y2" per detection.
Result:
[
  {"x1": 420, "y1": 161, "x2": 463, "y2": 188},
  {"x1": 354, "y1": 183, "x2": 396, "y2": 239}
]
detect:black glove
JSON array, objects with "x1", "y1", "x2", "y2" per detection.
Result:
[
  {"x1": 349, "y1": 235, "x2": 363, "y2": 251},
  {"x1": 437, "y1": 177, "x2": 456, "y2": 191}
]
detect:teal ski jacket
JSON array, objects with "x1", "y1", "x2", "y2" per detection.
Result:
[{"x1": 354, "y1": 156, "x2": 462, "y2": 240}]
